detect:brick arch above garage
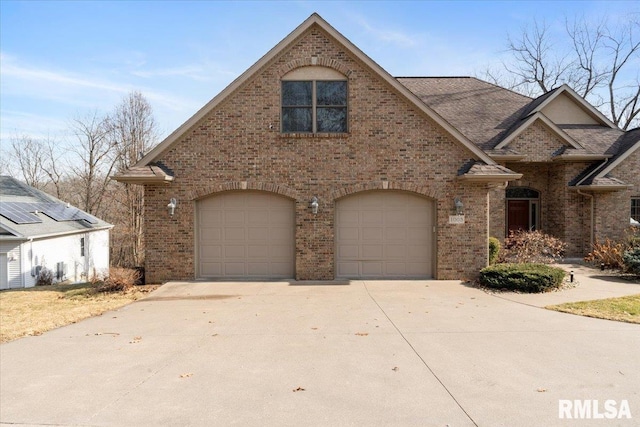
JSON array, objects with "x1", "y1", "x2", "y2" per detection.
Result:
[
  {"x1": 331, "y1": 181, "x2": 441, "y2": 202},
  {"x1": 190, "y1": 182, "x2": 299, "y2": 202}
]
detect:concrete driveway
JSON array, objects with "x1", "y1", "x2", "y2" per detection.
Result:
[{"x1": 1, "y1": 273, "x2": 639, "y2": 426}]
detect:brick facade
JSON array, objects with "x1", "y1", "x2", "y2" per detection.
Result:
[
  {"x1": 124, "y1": 17, "x2": 639, "y2": 284},
  {"x1": 142, "y1": 26, "x2": 490, "y2": 283}
]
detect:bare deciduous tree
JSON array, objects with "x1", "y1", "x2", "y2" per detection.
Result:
[
  {"x1": 108, "y1": 91, "x2": 158, "y2": 267},
  {"x1": 67, "y1": 112, "x2": 117, "y2": 216},
  {"x1": 483, "y1": 15, "x2": 640, "y2": 130},
  {"x1": 9, "y1": 135, "x2": 48, "y2": 189}
]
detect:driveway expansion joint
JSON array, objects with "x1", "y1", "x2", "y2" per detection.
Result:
[{"x1": 362, "y1": 281, "x2": 480, "y2": 427}]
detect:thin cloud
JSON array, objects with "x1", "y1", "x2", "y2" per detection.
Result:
[
  {"x1": 1, "y1": 53, "x2": 131, "y2": 95},
  {"x1": 131, "y1": 63, "x2": 236, "y2": 82},
  {"x1": 351, "y1": 15, "x2": 420, "y2": 48}
]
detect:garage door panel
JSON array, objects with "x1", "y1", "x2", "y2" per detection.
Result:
[
  {"x1": 361, "y1": 262, "x2": 383, "y2": 276},
  {"x1": 337, "y1": 210, "x2": 359, "y2": 224},
  {"x1": 385, "y1": 227, "x2": 406, "y2": 240},
  {"x1": 337, "y1": 244, "x2": 359, "y2": 258},
  {"x1": 336, "y1": 191, "x2": 434, "y2": 279},
  {"x1": 201, "y1": 262, "x2": 222, "y2": 276},
  {"x1": 247, "y1": 211, "x2": 268, "y2": 225},
  {"x1": 248, "y1": 227, "x2": 268, "y2": 241},
  {"x1": 407, "y1": 227, "x2": 430, "y2": 242},
  {"x1": 270, "y1": 210, "x2": 293, "y2": 224},
  {"x1": 200, "y1": 245, "x2": 222, "y2": 258},
  {"x1": 361, "y1": 227, "x2": 383, "y2": 240},
  {"x1": 336, "y1": 262, "x2": 359, "y2": 276},
  {"x1": 338, "y1": 227, "x2": 359, "y2": 240},
  {"x1": 385, "y1": 210, "x2": 407, "y2": 224},
  {"x1": 198, "y1": 191, "x2": 295, "y2": 279},
  {"x1": 386, "y1": 244, "x2": 406, "y2": 258},
  {"x1": 200, "y1": 228, "x2": 222, "y2": 242},
  {"x1": 224, "y1": 210, "x2": 245, "y2": 224},
  {"x1": 224, "y1": 263, "x2": 246, "y2": 276},
  {"x1": 225, "y1": 227, "x2": 245, "y2": 241},
  {"x1": 361, "y1": 211, "x2": 383, "y2": 224},
  {"x1": 361, "y1": 244, "x2": 383, "y2": 259}
]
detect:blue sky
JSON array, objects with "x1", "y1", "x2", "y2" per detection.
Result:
[{"x1": 1, "y1": 0, "x2": 637, "y2": 146}]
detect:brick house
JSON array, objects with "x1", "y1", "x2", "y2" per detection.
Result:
[{"x1": 115, "y1": 14, "x2": 640, "y2": 283}]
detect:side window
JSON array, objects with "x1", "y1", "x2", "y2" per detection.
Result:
[
  {"x1": 282, "y1": 80, "x2": 347, "y2": 133},
  {"x1": 80, "y1": 237, "x2": 85, "y2": 257},
  {"x1": 632, "y1": 198, "x2": 640, "y2": 222}
]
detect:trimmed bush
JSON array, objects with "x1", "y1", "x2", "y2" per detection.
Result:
[
  {"x1": 479, "y1": 263, "x2": 566, "y2": 293},
  {"x1": 488, "y1": 237, "x2": 501, "y2": 265},
  {"x1": 500, "y1": 230, "x2": 566, "y2": 264},
  {"x1": 623, "y1": 248, "x2": 640, "y2": 275}
]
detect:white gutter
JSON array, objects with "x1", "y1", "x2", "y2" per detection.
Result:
[{"x1": 21, "y1": 225, "x2": 114, "y2": 241}]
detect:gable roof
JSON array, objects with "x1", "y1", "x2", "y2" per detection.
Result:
[
  {"x1": 129, "y1": 13, "x2": 496, "y2": 173},
  {"x1": 0, "y1": 176, "x2": 112, "y2": 240},
  {"x1": 524, "y1": 85, "x2": 617, "y2": 128},
  {"x1": 572, "y1": 128, "x2": 640, "y2": 188},
  {"x1": 493, "y1": 112, "x2": 583, "y2": 150}
]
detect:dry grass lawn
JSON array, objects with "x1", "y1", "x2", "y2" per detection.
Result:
[
  {"x1": 0, "y1": 282, "x2": 159, "y2": 343},
  {"x1": 547, "y1": 294, "x2": 640, "y2": 324}
]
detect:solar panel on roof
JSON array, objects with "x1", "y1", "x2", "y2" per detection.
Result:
[
  {"x1": 0, "y1": 201, "x2": 98, "y2": 225},
  {"x1": 0, "y1": 202, "x2": 43, "y2": 224},
  {"x1": 37, "y1": 203, "x2": 98, "y2": 224}
]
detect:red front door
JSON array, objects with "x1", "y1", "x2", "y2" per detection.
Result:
[{"x1": 507, "y1": 200, "x2": 530, "y2": 233}]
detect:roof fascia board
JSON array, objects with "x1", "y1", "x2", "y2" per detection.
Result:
[
  {"x1": 552, "y1": 153, "x2": 611, "y2": 161},
  {"x1": 572, "y1": 184, "x2": 632, "y2": 192},
  {"x1": 531, "y1": 84, "x2": 617, "y2": 129},
  {"x1": 489, "y1": 154, "x2": 526, "y2": 161},
  {"x1": 111, "y1": 175, "x2": 174, "y2": 185},
  {"x1": 593, "y1": 141, "x2": 640, "y2": 179},
  {"x1": 137, "y1": 13, "x2": 496, "y2": 167},
  {"x1": 457, "y1": 173, "x2": 523, "y2": 182},
  {"x1": 495, "y1": 113, "x2": 582, "y2": 150}
]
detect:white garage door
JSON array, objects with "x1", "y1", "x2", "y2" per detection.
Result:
[
  {"x1": 197, "y1": 192, "x2": 295, "y2": 279},
  {"x1": 336, "y1": 191, "x2": 435, "y2": 279}
]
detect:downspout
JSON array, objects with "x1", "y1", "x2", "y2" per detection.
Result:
[
  {"x1": 577, "y1": 190, "x2": 594, "y2": 249},
  {"x1": 575, "y1": 158, "x2": 609, "y2": 250}
]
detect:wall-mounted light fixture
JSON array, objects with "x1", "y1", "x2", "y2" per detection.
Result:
[
  {"x1": 310, "y1": 196, "x2": 319, "y2": 215},
  {"x1": 454, "y1": 197, "x2": 464, "y2": 215},
  {"x1": 167, "y1": 198, "x2": 178, "y2": 216}
]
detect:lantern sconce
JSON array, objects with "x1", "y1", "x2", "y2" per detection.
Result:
[
  {"x1": 310, "y1": 196, "x2": 319, "y2": 215},
  {"x1": 167, "y1": 198, "x2": 178, "y2": 216},
  {"x1": 454, "y1": 197, "x2": 464, "y2": 216}
]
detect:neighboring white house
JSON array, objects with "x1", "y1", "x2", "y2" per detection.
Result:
[{"x1": 0, "y1": 176, "x2": 113, "y2": 289}]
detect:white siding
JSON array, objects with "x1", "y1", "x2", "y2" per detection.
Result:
[
  {"x1": 0, "y1": 241, "x2": 23, "y2": 289},
  {"x1": 15, "y1": 229, "x2": 110, "y2": 288}
]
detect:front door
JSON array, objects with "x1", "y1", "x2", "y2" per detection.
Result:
[{"x1": 507, "y1": 200, "x2": 530, "y2": 233}]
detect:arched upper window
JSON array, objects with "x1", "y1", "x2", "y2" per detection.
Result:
[
  {"x1": 506, "y1": 187, "x2": 540, "y2": 199},
  {"x1": 281, "y1": 67, "x2": 348, "y2": 133}
]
